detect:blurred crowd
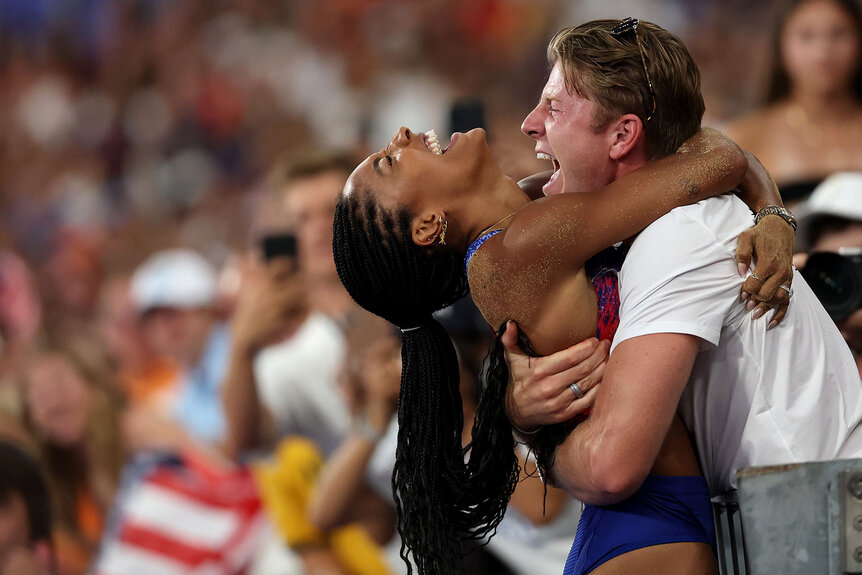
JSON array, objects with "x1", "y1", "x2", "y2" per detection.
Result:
[{"x1": 0, "y1": 0, "x2": 860, "y2": 574}]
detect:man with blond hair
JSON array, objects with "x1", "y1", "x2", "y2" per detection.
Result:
[{"x1": 507, "y1": 16, "x2": 860, "y2": 517}]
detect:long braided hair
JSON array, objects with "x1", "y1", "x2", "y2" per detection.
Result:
[
  {"x1": 484, "y1": 324, "x2": 584, "y2": 496},
  {"x1": 333, "y1": 191, "x2": 519, "y2": 574}
]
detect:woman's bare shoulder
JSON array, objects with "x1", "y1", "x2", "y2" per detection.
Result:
[
  {"x1": 465, "y1": 234, "x2": 518, "y2": 331},
  {"x1": 466, "y1": 224, "x2": 560, "y2": 333}
]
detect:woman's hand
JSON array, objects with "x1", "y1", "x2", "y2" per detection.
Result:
[
  {"x1": 736, "y1": 214, "x2": 796, "y2": 329},
  {"x1": 501, "y1": 322, "x2": 606, "y2": 434},
  {"x1": 733, "y1": 151, "x2": 796, "y2": 328}
]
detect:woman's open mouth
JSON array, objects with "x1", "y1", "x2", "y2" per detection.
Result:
[
  {"x1": 424, "y1": 130, "x2": 443, "y2": 155},
  {"x1": 423, "y1": 129, "x2": 464, "y2": 155}
]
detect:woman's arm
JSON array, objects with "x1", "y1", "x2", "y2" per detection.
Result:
[
  {"x1": 511, "y1": 145, "x2": 795, "y2": 320},
  {"x1": 733, "y1": 151, "x2": 796, "y2": 325},
  {"x1": 735, "y1": 151, "x2": 783, "y2": 212},
  {"x1": 517, "y1": 170, "x2": 554, "y2": 201},
  {"x1": 503, "y1": 127, "x2": 747, "y2": 269}
]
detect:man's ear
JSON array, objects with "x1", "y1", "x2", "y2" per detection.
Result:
[
  {"x1": 412, "y1": 210, "x2": 444, "y2": 247},
  {"x1": 608, "y1": 114, "x2": 646, "y2": 161}
]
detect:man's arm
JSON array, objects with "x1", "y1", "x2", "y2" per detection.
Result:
[
  {"x1": 221, "y1": 259, "x2": 307, "y2": 459},
  {"x1": 307, "y1": 337, "x2": 400, "y2": 531},
  {"x1": 549, "y1": 333, "x2": 699, "y2": 504}
]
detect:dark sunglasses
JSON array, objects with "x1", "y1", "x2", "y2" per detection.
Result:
[{"x1": 610, "y1": 17, "x2": 657, "y2": 123}]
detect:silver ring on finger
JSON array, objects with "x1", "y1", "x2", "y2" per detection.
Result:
[
  {"x1": 778, "y1": 284, "x2": 794, "y2": 298},
  {"x1": 569, "y1": 382, "x2": 585, "y2": 400},
  {"x1": 750, "y1": 272, "x2": 761, "y2": 281}
]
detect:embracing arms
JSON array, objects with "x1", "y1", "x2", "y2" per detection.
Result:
[
  {"x1": 514, "y1": 133, "x2": 793, "y2": 302},
  {"x1": 549, "y1": 333, "x2": 700, "y2": 504},
  {"x1": 503, "y1": 140, "x2": 795, "y2": 429},
  {"x1": 505, "y1": 128, "x2": 749, "y2": 270}
]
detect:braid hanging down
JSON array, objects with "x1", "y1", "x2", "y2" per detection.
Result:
[
  {"x1": 333, "y1": 193, "x2": 520, "y2": 574},
  {"x1": 482, "y1": 324, "x2": 581, "y2": 496}
]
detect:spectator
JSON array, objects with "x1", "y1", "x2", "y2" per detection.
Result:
[
  {"x1": 222, "y1": 150, "x2": 389, "y2": 575},
  {"x1": 131, "y1": 248, "x2": 230, "y2": 445},
  {"x1": 727, "y1": 0, "x2": 862, "y2": 205},
  {"x1": 0, "y1": 250, "x2": 41, "y2": 419},
  {"x1": 20, "y1": 343, "x2": 124, "y2": 575},
  {"x1": 222, "y1": 150, "x2": 365, "y2": 460},
  {"x1": 305, "y1": 332, "x2": 406, "y2": 573},
  {"x1": 271, "y1": 150, "x2": 360, "y2": 323},
  {"x1": 797, "y1": 172, "x2": 862, "y2": 375},
  {"x1": 0, "y1": 441, "x2": 52, "y2": 575},
  {"x1": 19, "y1": 336, "x2": 233, "y2": 575},
  {"x1": 95, "y1": 273, "x2": 179, "y2": 410}
]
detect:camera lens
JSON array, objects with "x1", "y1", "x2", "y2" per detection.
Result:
[{"x1": 801, "y1": 252, "x2": 862, "y2": 321}]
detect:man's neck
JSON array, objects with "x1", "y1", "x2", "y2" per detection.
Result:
[
  {"x1": 608, "y1": 151, "x2": 650, "y2": 247},
  {"x1": 609, "y1": 157, "x2": 648, "y2": 186}
]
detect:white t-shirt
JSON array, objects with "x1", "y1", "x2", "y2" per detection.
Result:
[
  {"x1": 613, "y1": 195, "x2": 862, "y2": 494},
  {"x1": 254, "y1": 312, "x2": 349, "y2": 457}
]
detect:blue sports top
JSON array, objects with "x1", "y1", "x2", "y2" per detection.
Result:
[{"x1": 464, "y1": 229, "x2": 503, "y2": 276}]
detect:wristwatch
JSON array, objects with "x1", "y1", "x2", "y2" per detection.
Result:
[{"x1": 754, "y1": 205, "x2": 797, "y2": 231}]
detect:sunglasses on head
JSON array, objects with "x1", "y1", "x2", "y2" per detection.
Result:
[{"x1": 610, "y1": 17, "x2": 657, "y2": 123}]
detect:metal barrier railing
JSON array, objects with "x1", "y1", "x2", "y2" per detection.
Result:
[
  {"x1": 713, "y1": 492, "x2": 748, "y2": 575},
  {"x1": 732, "y1": 459, "x2": 862, "y2": 575}
]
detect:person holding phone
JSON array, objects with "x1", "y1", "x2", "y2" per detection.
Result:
[{"x1": 221, "y1": 151, "x2": 362, "y2": 461}]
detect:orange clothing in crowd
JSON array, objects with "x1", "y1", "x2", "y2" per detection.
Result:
[
  {"x1": 119, "y1": 357, "x2": 179, "y2": 408},
  {"x1": 53, "y1": 487, "x2": 105, "y2": 575}
]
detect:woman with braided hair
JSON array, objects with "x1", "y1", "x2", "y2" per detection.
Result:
[{"x1": 332, "y1": 125, "x2": 791, "y2": 575}]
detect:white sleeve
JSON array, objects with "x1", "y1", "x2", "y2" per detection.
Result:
[
  {"x1": 254, "y1": 314, "x2": 349, "y2": 452},
  {"x1": 611, "y1": 204, "x2": 744, "y2": 353}
]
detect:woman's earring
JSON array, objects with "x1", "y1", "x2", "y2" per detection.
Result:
[{"x1": 437, "y1": 216, "x2": 448, "y2": 245}]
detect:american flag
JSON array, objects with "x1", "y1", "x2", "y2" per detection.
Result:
[{"x1": 93, "y1": 450, "x2": 266, "y2": 575}]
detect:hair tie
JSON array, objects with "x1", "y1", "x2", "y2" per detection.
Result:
[{"x1": 400, "y1": 325, "x2": 425, "y2": 334}]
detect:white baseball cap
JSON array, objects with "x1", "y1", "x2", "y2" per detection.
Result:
[
  {"x1": 795, "y1": 172, "x2": 862, "y2": 251},
  {"x1": 130, "y1": 249, "x2": 218, "y2": 314}
]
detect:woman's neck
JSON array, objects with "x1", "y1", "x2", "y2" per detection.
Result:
[
  {"x1": 455, "y1": 175, "x2": 531, "y2": 249},
  {"x1": 788, "y1": 90, "x2": 860, "y2": 120}
]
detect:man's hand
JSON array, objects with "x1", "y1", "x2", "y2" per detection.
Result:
[
  {"x1": 551, "y1": 333, "x2": 699, "y2": 504},
  {"x1": 502, "y1": 321, "x2": 607, "y2": 433},
  {"x1": 736, "y1": 214, "x2": 796, "y2": 329},
  {"x1": 231, "y1": 257, "x2": 308, "y2": 355}
]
